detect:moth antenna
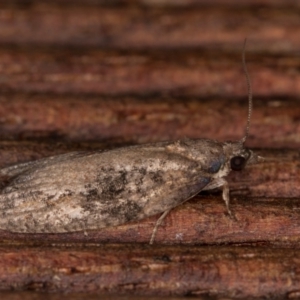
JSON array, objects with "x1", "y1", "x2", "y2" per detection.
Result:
[{"x1": 240, "y1": 38, "x2": 252, "y2": 145}]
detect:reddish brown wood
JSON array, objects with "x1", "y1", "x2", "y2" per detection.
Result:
[
  {"x1": 0, "y1": 292, "x2": 156, "y2": 300},
  {"x1": 0, "y1": 3, "x2": 299, "y2": 54},
  {"x1": 0, "y1": 94, "x2": 299, "y2": 148},
  {"x1": 0, "y1": 1, "x2": 298, "y2": 298},
  {"x1": 1, "y1": 0, "x2": 299, "y2": 7},
  {"x1": 0, "y1": 48, "x2": 300, "y2": 99},
  {"x1": 0, "y1": 244, "x2": 299, "y2": 299}
]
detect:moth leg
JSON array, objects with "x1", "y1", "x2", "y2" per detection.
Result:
[
  {"x1": 202, "y1": 178, "x2": 235, "y2": 219},
  {"x1": 221, "y1": 180, "x2": 234, "y2": 219},
  {"x1": 150, "y1": 208, "x2": 172, "y2": 245}
]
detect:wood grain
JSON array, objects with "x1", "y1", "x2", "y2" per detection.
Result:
[
  {"x1": 0, "y1": 3, "x2": 299, "y2": 54},
  {"x1": 0, "y1": 0, "x2": 299, "y2": 298},
  {"x1": 0, "y1": 244, "x2": 300, "y2": 299},
  {"x1": 0, "y1": 48, "x2": 300, "y2": 98},
  {"x1": 0, "y1": 94, "x2": 299, "y2": 148}
]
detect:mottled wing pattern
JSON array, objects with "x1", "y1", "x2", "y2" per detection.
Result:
[{"x1": 0, "y1": 143, "x2": 212, "y2": 233}]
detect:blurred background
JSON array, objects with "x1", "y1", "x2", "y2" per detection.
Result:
[{"x1": 0, "y1": 0, "x2": 298, "y2": 158}]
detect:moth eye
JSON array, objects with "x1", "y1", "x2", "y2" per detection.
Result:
[{"x1": 230, "y1": 156, "x2": 246, "y2": 171}]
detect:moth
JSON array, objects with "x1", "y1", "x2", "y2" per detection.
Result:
[{"x1": 0, "y1": 41, "x2": 260, "y2": 244}]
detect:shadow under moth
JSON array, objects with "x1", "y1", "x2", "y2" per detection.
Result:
[{"x1": 0, "y1": 41, "x2": 261, "y2": 244}]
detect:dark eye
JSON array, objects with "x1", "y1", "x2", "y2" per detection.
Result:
[{"x1": 230, "y1": 156, "x2": 246, "y2": 171}]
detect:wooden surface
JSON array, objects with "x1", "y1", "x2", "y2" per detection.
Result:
[
  {"x1": 0, "y1": 293, "x2": 188, "y2": 300},
  {"x1": 0, "y1": 0, "x2": 299, "y2": 299},
  {"x1": 2, "y1": 244, "x2": 300, "y2": 298}
]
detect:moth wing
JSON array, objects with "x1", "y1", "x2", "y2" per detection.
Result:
[
  {"x1": 0, "y1": 144, "x2": 211, "y2": 233},
  {"x1": 0, "y1": 151, "x2": 90, "y2": 177}
]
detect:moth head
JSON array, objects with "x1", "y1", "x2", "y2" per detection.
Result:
[{"x1": 223, "y1": 142, "x2": 259, "y2": 172}]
